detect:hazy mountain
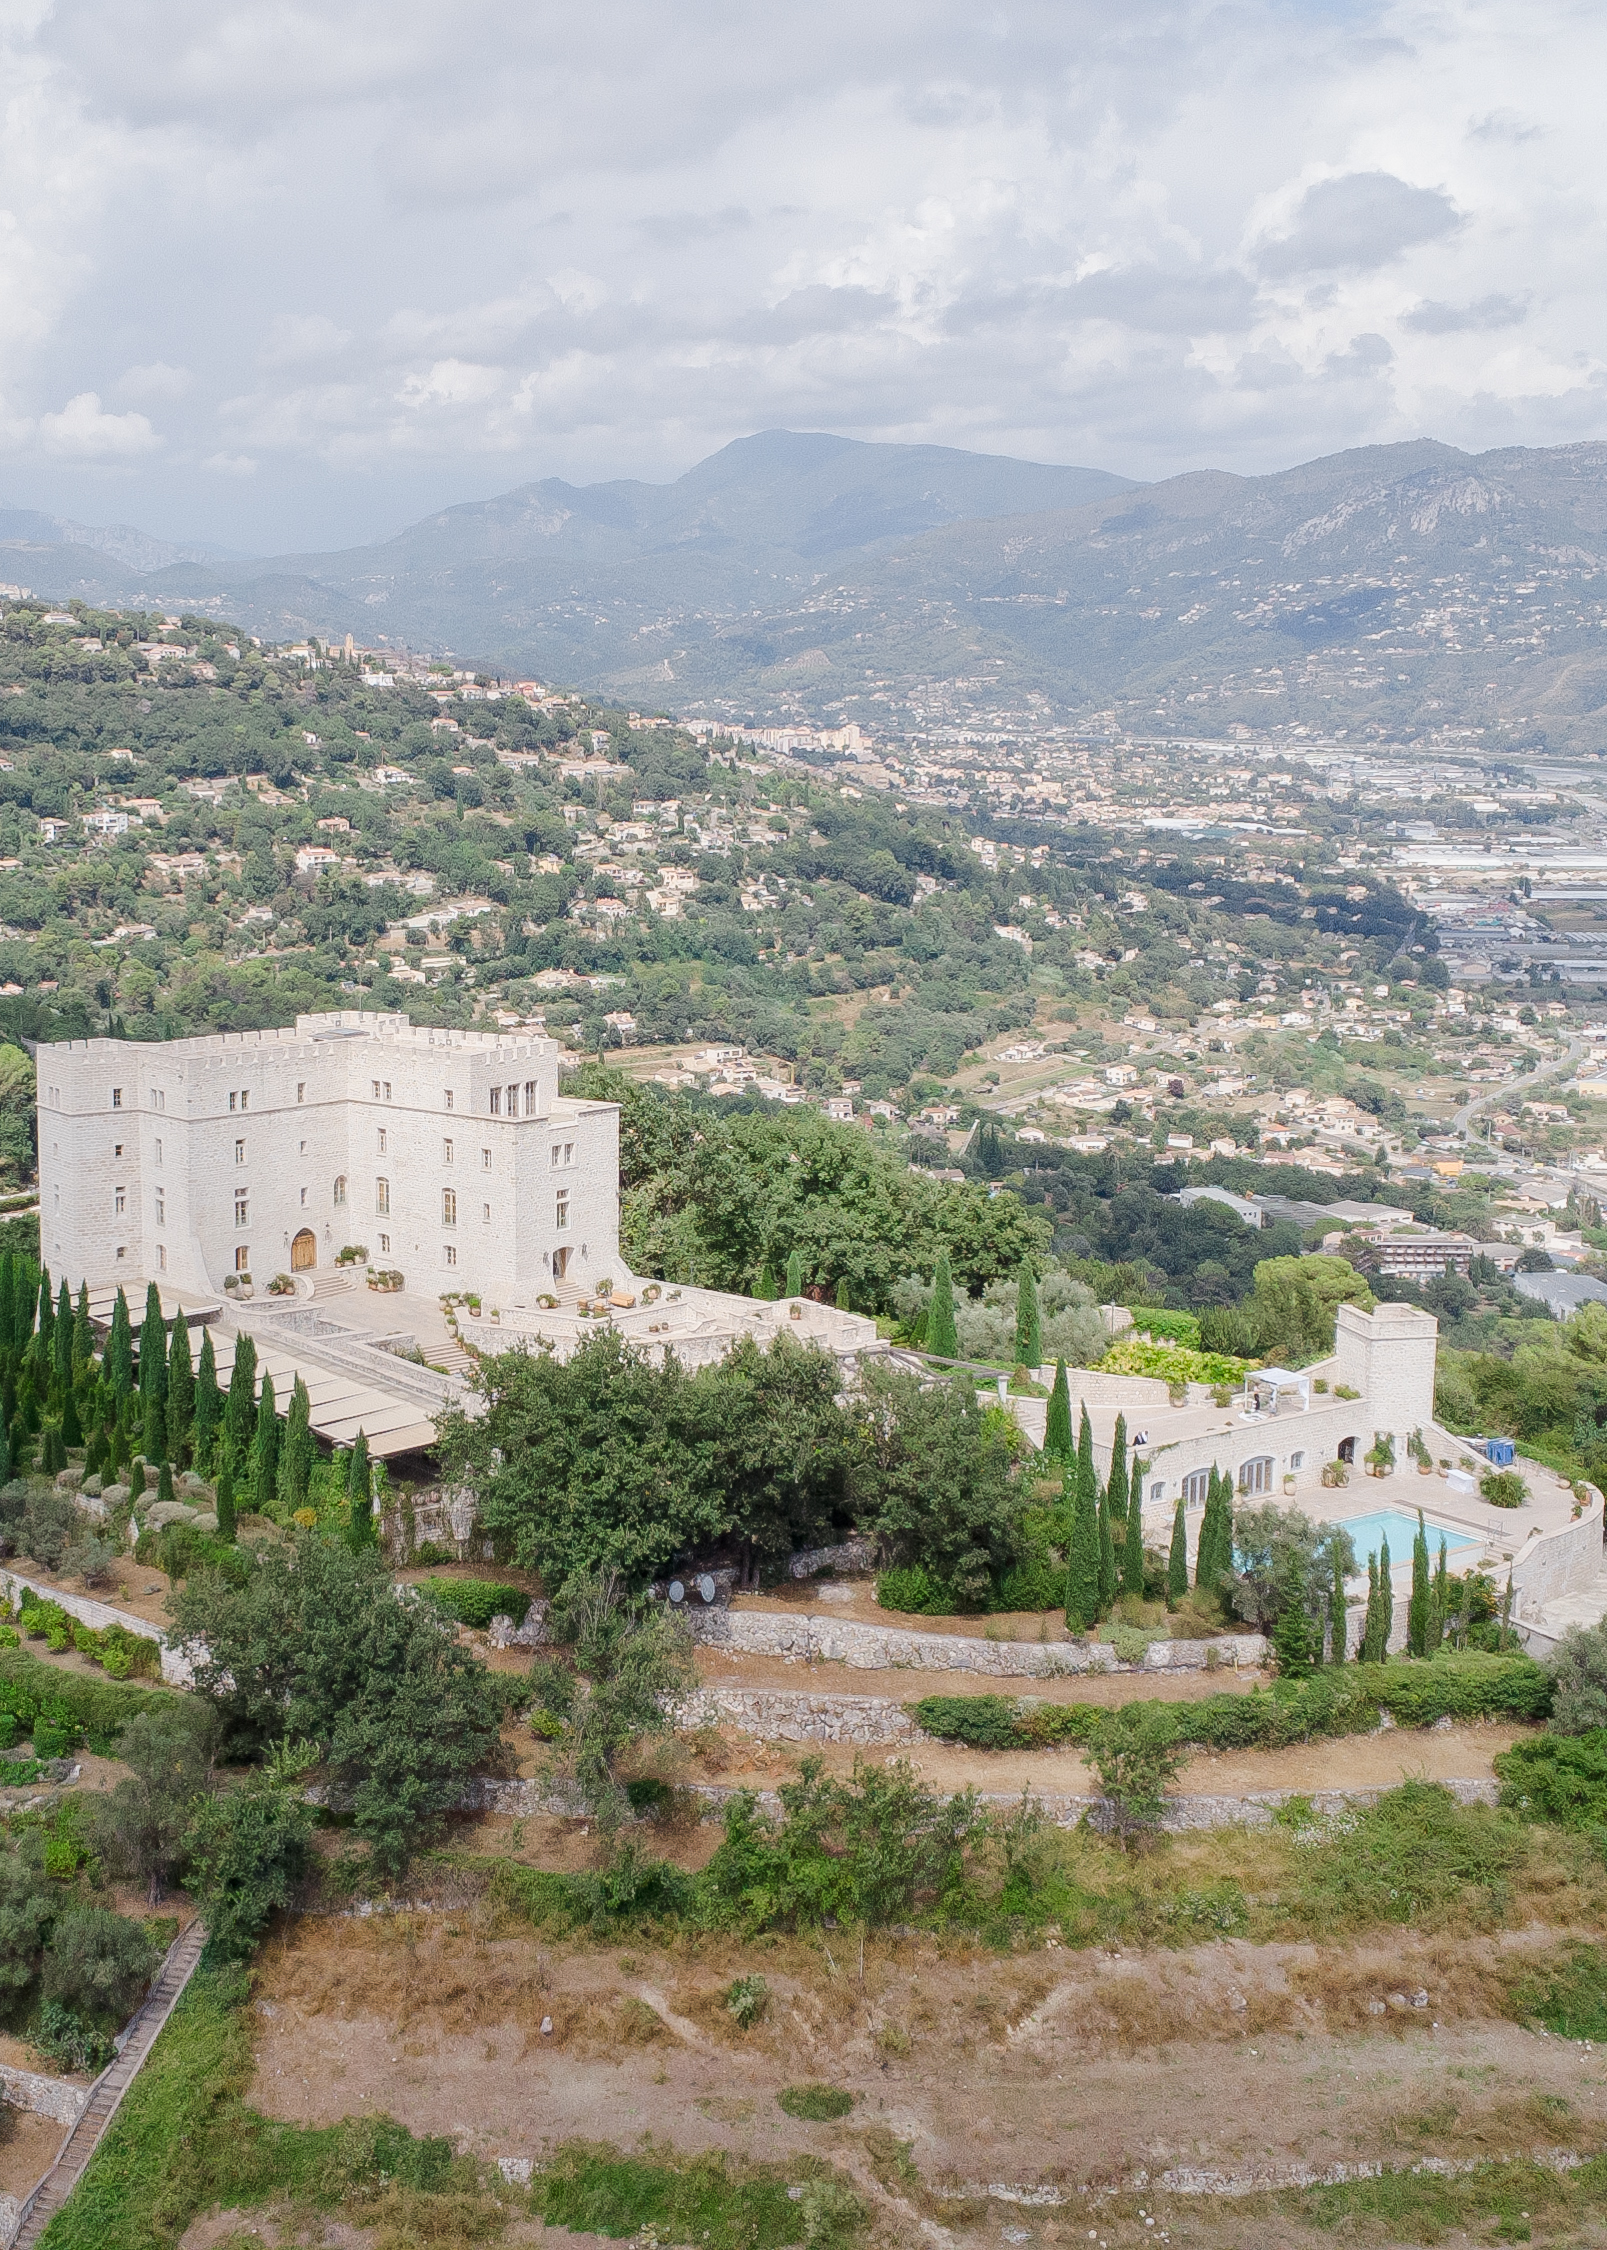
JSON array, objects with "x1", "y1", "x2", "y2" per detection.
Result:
[
  {"x1": 20, "y1": 431, "x2": 1607, "y2": 750},
  {"x1": 0, "y1": 506, "x2": 247, "y2": 586}
]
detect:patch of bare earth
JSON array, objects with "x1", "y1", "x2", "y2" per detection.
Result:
[{"x1": 240, "y1": 1913, "x2": 1607, "y2": 2235}]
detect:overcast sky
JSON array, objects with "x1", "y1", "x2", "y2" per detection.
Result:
[{"x1": 0, "y1": 0, "x2": 1600, "y2": 552}]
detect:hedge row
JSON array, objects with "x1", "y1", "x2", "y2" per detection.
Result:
[
  {"x1": 911, "y1": 1654, "x2": 1552, "y2": 1755},
  {"x1": 0, "y1": 1646, "x2": 181, "y2": 1755}
]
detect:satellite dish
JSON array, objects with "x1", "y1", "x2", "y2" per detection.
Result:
[
  {"x1": 667, "y1": 1580, "x2": 685, "y2": 1604},
  {"x1": 697, "y1": 1573, "x2": 717, "y2": 1604}
]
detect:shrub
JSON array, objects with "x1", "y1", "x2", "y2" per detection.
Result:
[
  {"x1": 778, "y1": 2085, "x2": 855, "y2": 2121},
  {"x1": 1097, "y1": 1338, "x2": 1250, "y2": 1386},
  {"x1": 62, "y1": 1535, "x2": 119, "y2": 1589},
  {"x1": 876, "y1": 1565, "x2": 956, "y2": 1617},
  {"x1": 1495, "y1": 1731, "x2": 1607, "y2": 1831},
  {"x1": 1481, "y1": 1468, "x2": 1528, "y2": 1508},
  {"x1": 1088, "y1": 1706, "x2": 1186, "y2": 1846},
  {"x1": 725, "y1": 1973, "x2": 769, "y2": 2027},
  {"x1": 32, "y1": 1999, "x2": 113, "y2": 2076},
  {"x1": 624, "y1": 1776, "x2": 674, "y2": 1818},
  {"x1": 990, "y1": 1553, "x2": 1065, "y2": 1613},
  {"x1": 42, "y1": 1905, "x2": 160, "y2": 2022},
  {"x1": 415, "y1": 1577, "x2": 532, "y2": 1631},
  {"x1": 1547, "y1": 1622, "x2": 1607, "y2": 1734},
  {"x1": 1513, "y1": 1943, "x2": 1607, "y2": 2041},
  {"x1": 22, "y1": 1488, "x2": 78, "y2": 1571},
  {"x1": 0, "y1": 1648, "x2": 186, "y2": 1757},
  {"x1": 1128, "y1": 1307, "x2": 1202, "y2": 1348}
]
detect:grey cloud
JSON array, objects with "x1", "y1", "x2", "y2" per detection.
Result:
[
  {"x1": 1258, "y1": 172, "x2": 1462, "y2": 277},
  {"x1": 1401, "y1": 294, "x2": 1528, "y2": 334},
  {"x1": 1324, "y1": 331, "x2": 1395, "y2": 376},
  {"x1": 638, "y1": 208, "x2": 753, "y2": 245},
  {"x1": 741, "y1": 287, "x2": 899, "y2": 345},
  {"x1": 1066, "y1": 268, "x2": 1261, "y2": 334}
]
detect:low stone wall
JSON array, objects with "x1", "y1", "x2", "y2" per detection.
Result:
[
  {"x1": 0, "y1": 1568, "x2": 192, "y2": 1688},
  {"x1": 464, "y1": 1773, "x2": 1497, "y2": 1831},
  {"x1": 688, "y1": 1607, "x2": 1268, "y2": 1676},
  {"x1": 675, "y1": 1686, "x2": 918, "y2": 1745},
  {"x1": 787, "y1": 1536, "x2": 875, "y2": 1581},
  {"x1": 0, "y1": 2061, "x2": 87, "y2": 2126}
]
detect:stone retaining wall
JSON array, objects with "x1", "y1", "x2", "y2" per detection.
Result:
[
  {"x1": 675, "y1": 1686, "x2": 917, "y2": 1745},
  {"x1": 464, "y1": 1772, "x2": 1497, "y2": 1831},
  {"x1": 689, "y1": 1607, "x2": 1268, "y2": 1675},
  {"x1": 0, "y1": 1568, "x2": 193, "y2": 1688},
  {"x1": 0, "y1": 2062, "x2": 87, "y2": 2126}
]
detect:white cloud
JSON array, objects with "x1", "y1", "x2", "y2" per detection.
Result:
[
  {"x1": 114, "y1": 361, "x2": 192, "y2": 401},
  {"x1": 38, "y1": 392, "x2": 160, "y2": 458},
  {"x1": 202, "y1": 451, "x2": 257, "y2": 475},
  {"x1": 0, "y1": 0, "x2": 1600, "y2": 541}
]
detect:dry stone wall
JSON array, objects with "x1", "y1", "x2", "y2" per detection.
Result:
[{"x1": 687, "y1": 1607, "x2": 1268, "y2": 1674}]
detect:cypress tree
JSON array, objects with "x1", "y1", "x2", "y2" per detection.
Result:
[
  {"x1": 107, "y1": 1288, "x2": 133, "y2": 1400},
  {"x1": 128, "y1": 1456, "x2": 146, "y2": 1502},
  {"x1": 1376, "y1": 1534, "x2": 1393, "y2": 1659},
  {"x1": 347, "y1": 1430, "x2": 374, "y2": 1547},
  {"x1": 1044, "y1": 1360, "x2": 1072, "y2": 1459},
  {"x1": 1408, "y1": 1510, "x2": 1430, "y2": 1658},
  {"x1": 0, "y1": 1257, "x2": 14, "y2": 1373},
  {"x1": 166, "y1": 1316, "x2": 195, "y2": 1466},
  {"x1": 156, "y1": 1459, "x2": 175, "y2": 1509},
  {"x1": 40, "y1": 1421, "x2": 66, "y2": 1476},
  {"x1": 756, "y1": 1263, "x2": 779, "y2": 1301},
  {"x1": 1197, "y1": 1467, "x2": 1230, "y2": 1602},
  {"x1": 1064, "y1": 1454, "x2": 1102, "y2": 1631},
  {"x1": 1272, "y1": 1559, "x2": 1315, "y2": 1679},
  {"x1": 0, "y1": 1422, "x2": 10, "y2": 1487},
  {"x1": 138, "y1": 1283, "x2": 167, "y2": 1420},
  {"x1": 1097, "y1": 1481, "x2": 1117, "y2": 1610},
  {"x1": 214, "y1": 1460, "x2": 236, "y2": 1542},
  {"x1": 1167, "y1": 1491, "x2": 1188, "y2": 1604},
  {"x1": 194, "y1": 1329, "x2": 221, "y2": 1469},
  {"x1": 51, "y1": 1277, "x2": 72, "y2": 1398},
  {"x1": 1108, "y1": 1415, "x2": 1138, "y2": 1596},
  {"x1": 835, "y1": 1277, "x2": 852, "y2": 1312},
  {"x1": 61, "y1": 1386, "x2": 82, "y2": 1449},
  {"x1": 35, "y1": 1268, "x2": 53, "y2": 1359},
  {"x1": 1015, "y1": 1264, "x2": 1041, "y2": 1369},
  {"x1": 280, "y1": 1375, "x2": 313, "y2": 1513},
  {"x1": 252, "y1": 1371, "x2": 279, "y2": 1515},
  {"x1": 926, "y1": 1250, "x2": 958, "y2": 1360},
  {"x1": 1431, "y1": 1535, "x2": 1449, "y2": 1654},
  {"x1": 72, "y1": 1282, "x2": 93, "y2": 1384},
  {"x1": 784, "y1": 1248, "x2": 805, "y2": 1300},
  {"x1": 1328, "y1": 1540, "x2": 1348, "y2": 1665},
  {"x1": 224, "y1": 1332, "x2": 257, "y2": 1466},
  {"x1": 142, "y1": 1380, "x2": 165, "y2": 1466}
]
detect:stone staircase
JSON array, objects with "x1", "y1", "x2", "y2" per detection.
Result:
[{"x1": 10, "y1": 1919, "x2": 208, "y2": 2247}]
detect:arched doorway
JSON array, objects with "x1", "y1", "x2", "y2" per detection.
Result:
[{"x1": 291, "y1": 1229, "x2": 317, "y2": 1272}]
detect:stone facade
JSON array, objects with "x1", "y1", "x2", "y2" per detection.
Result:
[{"x1": 37, "y1": 1010, "x2": 621, "y2": 1305}]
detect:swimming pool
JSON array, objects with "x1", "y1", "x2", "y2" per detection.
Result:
[{"x1": 1328, "y1": 1508, "x2": 1478, "y2": 1567}]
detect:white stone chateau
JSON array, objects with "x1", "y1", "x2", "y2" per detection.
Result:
[{"x1": 37, "y1": 1010, "x2": 623, "y2": 1302}]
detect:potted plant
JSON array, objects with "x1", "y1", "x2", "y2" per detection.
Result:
[
  {"x1": 1282, "y1": 1472, "x2": 1297, "y2": 1495},
  {"x1": 467, "y1": 1295, "x2": 482, "y2": 1318},
  {"x1": 267, "y1": 1272, "x2": 295, "y2": 1296},
  {"x1": 368, "y1": 1268, "x2": 404, "y2": 1293},
  {"x1": 1364, "y1": 1433, "x2": 1396, "y2": 1479}
]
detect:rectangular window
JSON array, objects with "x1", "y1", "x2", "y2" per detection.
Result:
[
  {"x1": 564, "y1": 1141, "x2": 573, "y2": 1164},
  {"x1": 444, "y1": 1243, "x2": 457, "y2": 1267},
  {"x1": 334, "y1": 1175, "x2": 347, "y2": 1206},
  {"x1": 234, "y1": 1191, "x2": 248, "y2": 1226},
  {"x1": 235, "y1": 1245, "x2": 249, "y2": 1273},
  {"x1": 297, "y1": 1082, "x2": 305, "y2": 1103},
  {"x1": 372, "y1": 1080, "x2": 380, "y2": 1099},
  {"x1": 235, "y1": 1138, "x2": 245, "y2": 1164},
  {"x1": 506, "y1": 1083, "x2": 518, "y2": 1117},
  {"x1": 383, "y1": 1081, "x2": 391, "y2": 1102},
  {"x1": 114, "y1": 1143, "x2": 123, "y2": 1158},
  {"x1": 300, "y1": 1186, "x2": 308, "y2": 1206},
  {"x1": 229, "y1": 1091, "x2": 237, "y2": 1111},
  {"x1": 524, "y1": 1079, "x2": 537, "y2": 1112},
  {"x1": 442, "y1": 1188, "x2": 457, "y2": 1225},
  {"x1": 444, "y1": 1089, "x2": 454, "y2": 1111},
  {"x1": 116, "y1": 1245, "x2": 126, "y2": 1260},
  {"x1": 482, "y1": 1202, "x2": 491, "y2": 1223},
  {"x1": 155, "y1": 1189, "x2": 165, "y2": 1223},
  {"x1": 111, "y1": 1087, "x2": 121, "y2": 1108},
  {"x1": 1288, "y1": 1451, "x2": 1305, "y2": 1472},
  {"x1": 482, "y1": 1147, "x2": 492, "y2": 1169},
  {"x1": 157, "y1": 1244, "x2": 167, "y2": 1271},
  {"x1": 490, "y1": 1087, "x2": 501, "y2": 1115},
  {"x1": 240, "y1": 1090, "x2": 248, "y2": 1110},
  {"x1": 376, "y1": 1178, "x2": 390, "y2": 1214},
  {"x1": 555, "y1": 1190, "x2": 570, "y2": 1230},
  {"x1": 443, "y1": 1138, "x2": 454, "y2": 1164},
  {"x1": 1182, "y1": 1469, "x2": 1211, "y2": 1507},
  {"x1": 377, "y1": 1127, "x2": 387, "y2": 1154},
  {"x1": 550, "y1": 1144, "x2": 560, "y2": 1168},
  {"x1": 154, "y1": 1138, "x2": 162, "y2": 1165},
  {"x1": 379, "y1": 1233, "x2": 390, "y2": 1254},
  {"x1": 114, "y1": 1188, "x2": 125, "y2": 1215}
]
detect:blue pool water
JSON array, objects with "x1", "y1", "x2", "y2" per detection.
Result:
[{"x1": 1330, "y1": 1508, "x2": 1477, "y2": 1566}]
